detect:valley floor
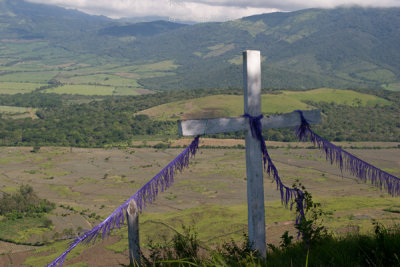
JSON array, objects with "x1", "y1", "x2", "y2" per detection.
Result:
[{"x1": 0, "y1": 140, "x2": 399, "y2": 266}]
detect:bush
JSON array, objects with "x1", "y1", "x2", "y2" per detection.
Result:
[
  {"x1": 143, "y1": 225, "x2": 202, "y2": 265},
  {"x1": 0, "y1": 185, "x2": 55, "y2": 219}
]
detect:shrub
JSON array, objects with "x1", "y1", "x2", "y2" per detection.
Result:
[{"x1": 0, "y1": 185, "x2": 55, "y2": 219}]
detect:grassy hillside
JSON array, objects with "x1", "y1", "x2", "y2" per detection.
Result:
[
  {"x1": 0, "y1": 146, "x2": 398, "y2": 265},
  {"x1": 139, "y1": 88, "x2": 391, "y2": 120},
  {"x1": 131, "y1": 8, "x2": 400, "y2": 91},
  {"x1": 0, "y1": 87, "x2": 397, "y2": 146},
  {"x1": 1, "y1": 2, "x2": 400, "y2": 91}
]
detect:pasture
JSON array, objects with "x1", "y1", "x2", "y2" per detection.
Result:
[
  {"x1": 0, "y1": 105, "x2": 37, "y2": 119},
  {"x1": 0, "y1": 82, "x2": 44, "y2": 94},
  {"x1": 139, "y1": 88, "x2": 391, "y2": 120},
  {"x1": 0, "y1": 141, "x2": 399, "y2": 266},
  {"x1": 0, "y1": 54, "x2": 178, "y2": 96}
]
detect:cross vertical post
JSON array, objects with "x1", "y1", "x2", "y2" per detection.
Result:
[
  {"x1": 126, "y1": 199, "x2": 141, "y2": 266},
  {"x1": 178, "y1": 50, "x2": 321, "y2": 259},
  {"x1": 243, "y1": 50, "x2": 266, "y2": 257}
]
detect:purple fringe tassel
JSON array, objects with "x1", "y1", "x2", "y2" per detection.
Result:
[
  {"x1": 296, "y1": 110, "x2": 400, "y2": 196},
  {"x1": 243, "y1": 114, "x2": 306, "y2": 224},
  {"x1": 47, "y1": 136, "x2": 200, "y2": 267}
]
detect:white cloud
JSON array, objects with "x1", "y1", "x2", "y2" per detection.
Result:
[{"x1": 26, "y1": 0, "x2": 400, "y2": 22}]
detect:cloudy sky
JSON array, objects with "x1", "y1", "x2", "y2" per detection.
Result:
[{"x1": 26, "y1": 0, "x2": 400, "y2": 22}]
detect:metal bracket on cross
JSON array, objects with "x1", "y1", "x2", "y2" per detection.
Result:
[{"x1": 178, "y1": 50, "x2": 321, "y2": 257}]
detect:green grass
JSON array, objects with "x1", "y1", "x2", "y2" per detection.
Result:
[
  {"x1": 61, "y1": 74, "x2": 141, "y2": 87},
  {"x1": 44, "y1": 84, "x2": 116, "y2": 95},
  {"x1": 113, "y1": 87, "x2": 141, "y2": 96},
  {"x1": 383, "y1": 82, "x2": 400, "y2": 91},
  {"x1": 134, "y1": 60, "x2": 179, "y2": 72},
  {"x1": 0, "y1": 72, "x2": 56, "y2": 83},
  {"x1": 266, "y1": 227, "x2": 400, "y2": 267},
  {"x1": 47, "y1": 185, "x2": 80, "y2": 197},
  {"x1": 139, "y1": 94, "x2": 310, "y2": 120},
  {"x1": 0, "y1": 82, "x2": 44, "y2": 94},
  {"x1": 355, "y1": 69, "x2": 397, "y2": 83},
  {"x1": 1, "y1": 186, "x2": 19, "y2": 193},
  {"x1": 24, "y1": 239, "x2": 90, "y2": 267},
  {"x1": 0, "y1": 217, "x2": 51, "y2": 243},
  {"x1": 139, "y1": 88, "x2": 390, "y2": 120},
  {"x1": 0, "y1": 105, "x2": 32, "y2": 114},
  {"x1": 227, "y1": 20, "x2": 268, "y2": 37},
  {"x1": 136, "y1": 203, "x2": 295, "y2": 246},
  {"x1": 109, "y1": 215, "x2": 400, "y2": 267},
  {"x1": 103, "y1": 194, "x2": 400, "y2": 254},
  {"x1": 283, "y1": 88, "x2": 391, "y2": 106},
  {"x1": 75, "y1": 177, "x2": 98, "y2": 186},
  {"x1": 0, "y1": 59, "x2": 177, "y2": 96}
]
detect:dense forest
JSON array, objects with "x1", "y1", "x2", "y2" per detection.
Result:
[{"x1": 0, "y1": 88, "x2": 398, "y2": 147}]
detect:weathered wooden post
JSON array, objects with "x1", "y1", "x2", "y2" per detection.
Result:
[
  {"x1": 178, "y1": 50, "x2": 321, "y2": 258},
  {"x1": 126, "y1": 199, "x2": 141, "y2": 266},
  {"x1": 243, "y1": 50, "x2": 266, "y2": 256}
]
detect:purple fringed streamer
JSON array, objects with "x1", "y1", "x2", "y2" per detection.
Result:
[
  {"x1": 243, "y1": 114, "x2": 306, "y2": 224},
  {"x1": 295, "y1": 110, "x2": 400, "y2": 197},
  {"x1": 47, "y1": 136, "x2": 200, "y2": 267}
]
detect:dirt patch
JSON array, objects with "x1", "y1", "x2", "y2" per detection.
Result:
[
  {"x1": 64, "y1": 236, "x2": 129, "y2": 267},
  {"x1": 0, "y1": 241, "x2": 36, "y2": 254},
  {"x1": 0, "y1": 250, "x2": 33, "y2": 267}
]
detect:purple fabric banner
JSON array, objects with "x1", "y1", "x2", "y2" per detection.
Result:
[
  {"x1": 296, "y1": 110, "x2": 400, "y2": 196},
  {"x1": 243, "y1": 114, "x2": 306, "y2": 224},
  {"x1": 47, "y1": 136, "x2": 199, "y2": 267}
]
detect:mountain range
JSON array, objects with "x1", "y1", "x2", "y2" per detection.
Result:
[{"x1": 0, "y1": 0, "x2": 399, "y2": 91}]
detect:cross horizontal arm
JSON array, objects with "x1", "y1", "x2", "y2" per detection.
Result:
[{"x1": 178, "y1": 109, "x2": 321, "y2": 136}]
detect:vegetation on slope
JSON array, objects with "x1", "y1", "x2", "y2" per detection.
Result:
[
  {"x1": 0, "y1": 88, "x2": 398, "y2": 146},
  {"x1": 0, "y1": 184, "x2": 55, "y2": 220},
  {"x1": 124, "y1": 187, "x2": 400, "y2": 267},
  {"x1": 1, "y1": 1, "x2": 400, "y2": 90},
  {"x1": 139, "y1": 88, "x2": 390, "y2": 120},
  {"x1": 144, "y1": 223, "x2": 400, "y2": 267}
]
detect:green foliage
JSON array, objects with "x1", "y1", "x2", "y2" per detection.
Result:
[
  {"x1": 143, "y1": 225, "x2": 202, "y2": 265},
  {"x1": 214, "y1": 233, "x2": 263, "y2": 266},
  {"x1": 139, "y1": 217, "x2": 400, "y2": 266},
  {"x1": 266, "y1": 223, "x2": 400, "y2": 267},
  {"x1": 0, "y1": 88, "x2": 398, "y2": 147},
  {"x1": 292, "y1": 181, "x2": 328, "y2": 246},
  {"x1": 0, "y1": 184, "x2": 55, "y2": 219},
  {"x1": 140, "y1": 88, "x2": 389, "y2": 121},
  {"x1": 0, "y1": 93, "x2": 63, "y2": 108},
  {"x1": 2, "y1": 2, "x2": 400, "y2": 92}
]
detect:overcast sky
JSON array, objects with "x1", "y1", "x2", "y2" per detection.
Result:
[{"x1": 26, "y1": 0, "x2": 400, "y2": 22}]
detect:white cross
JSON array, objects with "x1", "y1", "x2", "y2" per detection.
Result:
[{"x1": 178, "y1": 50, "x2": 321, "y2": 257}]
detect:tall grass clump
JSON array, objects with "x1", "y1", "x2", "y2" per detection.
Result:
[
  {"x1": 137, "y1": 183, "x2": 400, "y2": 266},
  {"x1": 266, "y1": 222, "x2": 400, "y2": 267}
]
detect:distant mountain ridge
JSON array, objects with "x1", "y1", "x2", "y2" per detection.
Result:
[
  {"x1": 127, "y1": 7, "x2": 400, "y2": 90},
  {"x1": 0, "y1": 0, "x2": 399, "y2": 90}
]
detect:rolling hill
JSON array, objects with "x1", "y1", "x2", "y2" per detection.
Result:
[
  {"x1": 138, "y1": 88, "x2": 391, "y2": 120},
  {"x1": 0, "y1": 1, "x2": 400, "y2": 91},
  {"x1": 132, "y1": 8, "x2": 400, "y2": 91}
]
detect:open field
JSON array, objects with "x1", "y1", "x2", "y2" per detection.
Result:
[
  {"x1": 0, "y1": 105, "x2": 37, "y2": 119},
  {"x1": 0, "y1": 49, "x2": 179, "y2": 95},
  {"x1": 0, "y1": 82, "x2": 44, "y2": 94},
  {"x1": 139, "y1": 88, "x2": 391, "y2": 120},
  {"x1": 0, "y1": 141, "x2": 399, "y2": 266},
  {"x1": 383, "y1": 82, "x2": 400, "y2": 91}
]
